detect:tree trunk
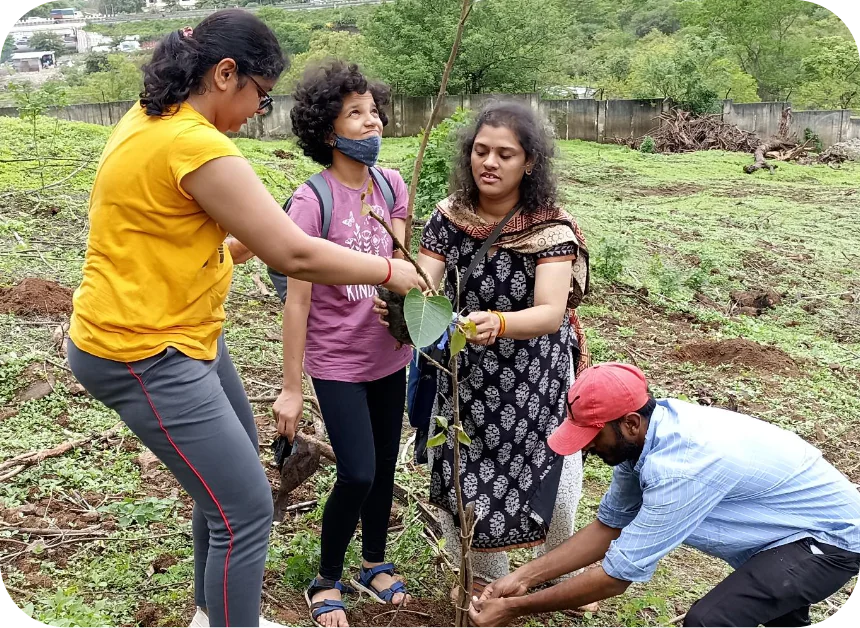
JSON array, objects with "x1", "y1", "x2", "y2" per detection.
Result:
[{"x1": 744, "y1": 139, "x2": 795, "y2": 174}]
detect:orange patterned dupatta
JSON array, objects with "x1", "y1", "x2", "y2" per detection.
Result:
[{"x1": 436, "y1": 196, "x2": 592, "y2": 375}]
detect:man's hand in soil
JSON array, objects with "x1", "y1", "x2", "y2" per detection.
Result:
[{"x1": 272, "y1": 388, "x2": 303, "y2": 441}]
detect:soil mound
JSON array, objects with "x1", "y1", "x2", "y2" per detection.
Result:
[
  {"x1": 675, "y1": 338, "x2": 798, "y2": 375},
  {"x1": 0, "y1": 278, "x2": 73, "y2": 316},
  {"x1": 730, "y1": 288, "x2": 782, "y2": 316}
]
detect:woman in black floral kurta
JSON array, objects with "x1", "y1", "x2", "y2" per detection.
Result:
[
  {"x1": 421, "y1": 209, "x2": 580, "y2": 551},
  {"x1": 403, "y1": 101, "x2": 591, "y2": 586}
]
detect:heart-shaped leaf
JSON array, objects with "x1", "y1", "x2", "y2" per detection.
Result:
[
  {"x1": 427, "y1": 432, "x2": 447, "y2": 448},
  {"x1": 404, "y1": 289, "x2": 454, "y2": 350},
  {"x1": 450, "y1": 329, "x2": 467, "y2": 356},
  {"x1": 456, "y1": 429, "x2": 472, "y2": 446},
  {"x1": 435, "y1": 416, "x2": 449, "y2": 430}
]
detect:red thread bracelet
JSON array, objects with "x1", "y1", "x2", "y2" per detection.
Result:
[{"x1": 380, "y1": 257, "x2": 392, "y2": 285}]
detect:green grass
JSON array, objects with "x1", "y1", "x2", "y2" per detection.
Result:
[{"x1": 0, "y1": 116, "x2": 858, "y2": 626}]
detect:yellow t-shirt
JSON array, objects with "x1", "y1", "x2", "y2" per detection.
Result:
[{"x1": 70, "y1": 102, "x2": 243, "y2": 362}]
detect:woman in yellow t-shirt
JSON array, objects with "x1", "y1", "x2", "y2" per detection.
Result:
[{"x1": 66, "y1": 10, "x2": 424, "y2": 628}]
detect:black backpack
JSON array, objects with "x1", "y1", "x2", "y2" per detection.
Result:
[{"x1": 267, "y1": 166, "x2": 396, "y2": 303}]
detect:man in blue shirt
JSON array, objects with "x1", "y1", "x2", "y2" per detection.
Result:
[{"x1": 469, "y1": 363, "x2": 860, "y2": 627}]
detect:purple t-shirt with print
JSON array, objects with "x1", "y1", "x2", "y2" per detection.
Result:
[{"x1": 288, "y1": 167, "x2": 413, "y2": 383}]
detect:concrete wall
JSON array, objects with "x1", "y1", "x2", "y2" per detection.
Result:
[
  {"x1": 789, "y1": 109, "x2": 850, "y2": 148},
  {"x1": 2, "y1": 95, "x2": 856, "y2": 149},
  {"x1": 601, "y1": 99, "x2": 665, "y2": 143},
  {"x1": 847, "y1": 117, "x2": 860, "y2": 141},
  {"x1": 722, "y1": 101, "x2": 787, "y2": 140},
  {"x1": 565, "y1": 99, "x2": 600, "y2": 142}
]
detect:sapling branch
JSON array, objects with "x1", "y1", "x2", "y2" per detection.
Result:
[
  {"x1": 404, "y1": 0, "x2": 474, "y2": 251},
  {"x1": 417, "y1": 348, "x2": 453, "y2": 376},
  {"x1": 367, "y1": 211, "x2": 438, "y2": 296}
]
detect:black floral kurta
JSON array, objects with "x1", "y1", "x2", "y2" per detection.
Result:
[{"x1": 421, "y1": 210, "x2": 577, "y2": 551}]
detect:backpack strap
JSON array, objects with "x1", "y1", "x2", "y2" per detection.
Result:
[
  {"x1": 304, "y1": 172, "x2": 334, "y2": 240},
  {"x1": 270, "y1": 173, "x2": 334, "y2": 303},
  {"x1": 369, "y1": 166, "x2": 396, "y2": 212}
]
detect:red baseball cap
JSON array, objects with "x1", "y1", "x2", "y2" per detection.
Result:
[{"x1": 548, "y1": 363, "x2": 649, "y2": 456}]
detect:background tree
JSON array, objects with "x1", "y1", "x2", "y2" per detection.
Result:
[
  {"x1": 455, "y1": 0, "x2": 569, "y2": 94},
  {"x1": 28, "y1": 31, "x2": 67, "y2": 58},
  {"x1": 76, "y1": 54, "x2": 143, "y2": 103},
  {"x1": 84, "y1": 52, "x2": 111, "y2": 74},
  {"x1": 626, "y1": 32, "x2": 759, "y2": 112},
  {"x1": 620, "y1": 0, "x2": 682, "y2": 37},
  {"x1": 257, "y1": 7, "x2": 312, "y2": 57},
  {"x1": 278, "y1": 30, "x2": 378, "y2": 92},
  {"x1": 362, "y1": 0, "x2": 569, "y2": 95},
  {"x1": 194, "y1": 0, "x2": 237, "y2": 8},
  {"x1": 689, "y1": 0, "x2": 814, "y2": 100},
  {"x1": 97, "y1": 0, "x2": 144, "y2": 17},
  {"x1": 2, "y1": 35, "x2": 14, "y2": 63},
  {"x1": 796, "y1": 36, "x2": 860, "y2": 110}
]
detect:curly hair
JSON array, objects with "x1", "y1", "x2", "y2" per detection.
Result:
[
  {"x1": 290, "y1": 60, "x2": 390, "y2": 166},
  {"x1": 452, "y1": 101, "x2": 558, "y2": 213},
  {"x1": 140, "y1": 9, "x2": 286, "y2": 117}
]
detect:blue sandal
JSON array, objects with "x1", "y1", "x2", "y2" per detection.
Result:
[
  {"x1": 351, "y1": 562, "x2": 409, "y2": 604},
  {"x1": 305, "y1": 577, "x2": 353, "y2": 627}
]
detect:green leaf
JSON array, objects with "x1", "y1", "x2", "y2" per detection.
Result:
[
  {"x1": 427, "y1": 432, "x2": 447, "y2": 448},
  {"x1": 450, "y1": 329, "x2": 467, "y2": 355},
  {"x1": 435, "y1": 416, "x2": 449, "y2": 430},
  {"x1": 460, "y1": 319, "x2": 478, "y2": 337},
  {"x1": 403, "y1": 288, "x2": 453, "y2": 349},
  {"x1": 456, "y1": 430, "x2": 472, "y2": 446}
]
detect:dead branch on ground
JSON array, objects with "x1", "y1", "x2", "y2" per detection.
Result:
[{"x1": 0, "y1": 422, "x2": 122, "y2": 482}]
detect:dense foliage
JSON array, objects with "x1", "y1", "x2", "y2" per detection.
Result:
[{"x1": 5, "y1": 0, "x2": 859, "y2": 111}]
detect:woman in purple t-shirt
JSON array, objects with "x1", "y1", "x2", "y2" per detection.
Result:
[{"x1": 272, "y1": 61, "x2": 412, "y2": 627}]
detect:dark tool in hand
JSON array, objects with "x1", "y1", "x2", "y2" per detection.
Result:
[{"x1": 270, "y1": 435, "x2": 298, "y2": 471}]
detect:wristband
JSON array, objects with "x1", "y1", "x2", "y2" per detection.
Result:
[{"x1": 379, "y1": 257, "x2": 392, "y2": 285}]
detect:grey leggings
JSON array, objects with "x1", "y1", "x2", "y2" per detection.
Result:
[{"x1": 68, "y1": 336, "x2": 272, "y2": 628}]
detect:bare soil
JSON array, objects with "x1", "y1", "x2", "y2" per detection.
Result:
[
  {"x1": 0, "y1": 278, "x2": 73, "y2": 316},
  {"x1": 675, "y1": 338, "x2": 799, "y2": 376}
]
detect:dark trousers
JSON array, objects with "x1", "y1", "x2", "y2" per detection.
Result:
[
  {"x1": 684, "y1": 538, "x2": 860, "y2": 627},
  {"x1": 68, "y1": 337, "x2": 273, "y2": 627},
  {"x1": 312, "y1": 368, "x2": 406, "y2": 581}
]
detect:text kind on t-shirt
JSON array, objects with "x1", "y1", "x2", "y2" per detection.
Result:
[{"x1": 289, "y1": 168, "x2": 413, "y2": 383}]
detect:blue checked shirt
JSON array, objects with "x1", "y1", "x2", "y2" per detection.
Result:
[{"x1": 598, "y1": 399, "x2": 860, "y2": 582}]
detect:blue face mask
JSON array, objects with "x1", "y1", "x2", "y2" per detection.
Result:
[{"x1": 333, "y1": 134, "x2": 381, "y2": 167}]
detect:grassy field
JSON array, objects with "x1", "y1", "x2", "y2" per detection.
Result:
[{"x1": 0, "y1": 114, "x2": 858, "y2": 626}]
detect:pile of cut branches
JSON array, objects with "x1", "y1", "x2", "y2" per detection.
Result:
[
  {"x1": 616, "y1": 107, "x2": 829, "y2": 174},
  {"x1": 617, "y1": 109, "x2": 761, "y2": 154},
  {"x1": 818, "y1": 139, "x2": 860, "y2": 167}
]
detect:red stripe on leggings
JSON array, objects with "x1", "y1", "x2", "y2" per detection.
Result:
[{"x1": 125, "y1": 364, "x2": 234, "y2": 627}]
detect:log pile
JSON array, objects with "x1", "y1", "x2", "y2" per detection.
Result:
[
  {"x1": 615, "y1": 107, "x2": 831, "y2": 174},
  {"x1": 818, "y1": 138, "x2": 860, "y2": 167},
  {"x1": 617, "y1": 109, "x2": 760, "y2": 154}
]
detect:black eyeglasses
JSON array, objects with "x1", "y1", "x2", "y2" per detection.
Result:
[{"x1": 246, "y1": 75, "x2": 273, "y2": 115}]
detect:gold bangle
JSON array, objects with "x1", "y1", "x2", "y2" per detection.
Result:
[{"x1": 490, "y1": 310, "x2": 506, "y2": 337}]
